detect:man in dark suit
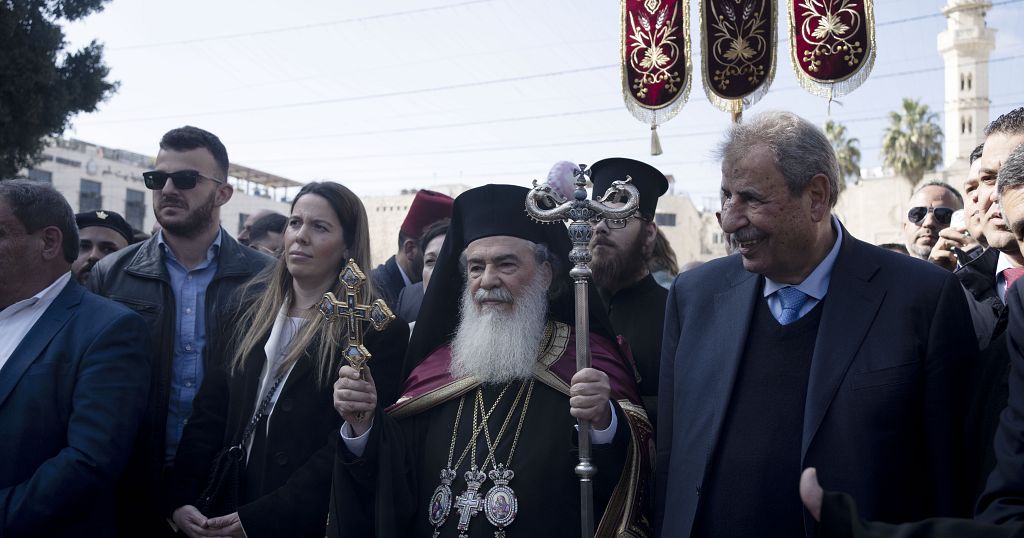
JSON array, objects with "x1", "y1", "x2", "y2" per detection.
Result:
[
  {"x1": 371, "y1": 189, "x2": 453, "y2": 310},
  {"x1": 655, "y1": 111, "x2": 977, "y2": 537},
  {"x1": 0, "y1": 180, "x2": 150, "y2": 536}
]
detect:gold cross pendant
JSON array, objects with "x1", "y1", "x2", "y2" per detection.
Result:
[{"x1": 317, "y1": 259, "x2": 396, "y2": 372}]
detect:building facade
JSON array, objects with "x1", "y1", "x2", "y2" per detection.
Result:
[{"x1": 22, "y1": 138, "x2": 297, "y2": 239}]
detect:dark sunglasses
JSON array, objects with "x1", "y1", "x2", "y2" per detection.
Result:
[
  {"x1": 142, "y1": 170, "x2": 223, "y2": 190},
  {"x1": 907, "y1": 206, "x2": 954, "y2": 226}
]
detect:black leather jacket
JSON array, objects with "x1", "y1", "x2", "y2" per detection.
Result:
[{"x1": 87, "y1": 229, "x2": 272, "y2": 534}]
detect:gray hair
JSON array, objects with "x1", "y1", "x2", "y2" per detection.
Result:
[
  {"x1": 997, "y1": 143, "x2": 1024, "y2": 196},
  {"x1": 0, "y1": 179, "x2": 78, "y2": 263},
  {"x1": 715, "y1": 110, "x2": 841, "y2": 207}
]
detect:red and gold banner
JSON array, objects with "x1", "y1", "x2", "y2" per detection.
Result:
[
  {"x1": 788, "y1": 0, "x2": 876, "y2": 100},
  {"x1": 621, "y1": 0, "x2": 691, "y2": 155},
  {"x1": 700, "y1": 0, "x2": 777, "y2": 116}
]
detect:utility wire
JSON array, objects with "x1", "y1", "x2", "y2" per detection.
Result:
[
  {"x1": 240, "y1": 97, "x2": 1024, "y2": 167},
  {"x1": 79, "y1": 53, "x2": 1024, "y2": 126},
  {"x1": 877, "y1": 0, "x2": 1023, "y2": 26},
  {"x1": 80, "y1": 64, "x2": 617, "y2": 125},
  {"x1": 110, "y1": 0, "x2": 500, "y2": 51}
]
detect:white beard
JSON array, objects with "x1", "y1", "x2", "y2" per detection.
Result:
[{"x1": 449, "y1": 272, "x2": 549, "y2": 384}]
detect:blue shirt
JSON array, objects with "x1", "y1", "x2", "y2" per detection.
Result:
[
  {"x1": 159, "y1": 230, "x2": 222, "y2": 463},
  {"x1": 762, "y1": 216, "x2": 843, "y2": 323}
]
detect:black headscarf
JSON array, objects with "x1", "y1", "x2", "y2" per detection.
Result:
[{"x1": 402, "y1": 183, "x2": 616, "y2": 378}]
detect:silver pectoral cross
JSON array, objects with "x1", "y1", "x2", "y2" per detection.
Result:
[{"x1": 454, "y1": 467, "x2": 487, "y2": 538}]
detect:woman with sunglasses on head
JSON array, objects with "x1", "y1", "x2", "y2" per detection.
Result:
[{"x1": 166, "y1": 182, "x2": 408, "y2": 538}]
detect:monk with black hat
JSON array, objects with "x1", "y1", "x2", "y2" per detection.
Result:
[
  {"x1": 327, "y1": 184, "x2": 653, "y2": 538},
  {"x1": 73, "y1": 209, "x2": 134, "y2": 284},
  {"x1": 588, "y1": 158, "x2": 670, "y2": 423}
]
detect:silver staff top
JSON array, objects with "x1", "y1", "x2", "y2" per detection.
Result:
[{"x1": 524, "y1": 164, "x2": 641, "y2": 281}]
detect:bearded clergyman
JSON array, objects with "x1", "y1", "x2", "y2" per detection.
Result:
[
  {"x1": 326, "y1": 184, "x2": 652, "y2": 538},
  {"x1": 588, "y1": 158, "x2": 669, "y2": 423}
]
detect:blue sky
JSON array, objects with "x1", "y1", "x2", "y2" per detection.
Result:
[{"x1": 62, "y1": 0, "x2": 1024, "y2": 207}]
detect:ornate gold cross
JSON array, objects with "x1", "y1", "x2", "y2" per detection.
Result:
[{"x1": 317, "y1": 259, "x2": 395, "y2": 372}]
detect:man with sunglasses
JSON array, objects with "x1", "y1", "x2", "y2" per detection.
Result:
[
  {"x1": 86, "y1": 126, "x2": 272, "y2": 536},
  {"x1": 587, "y1": 157, "x2": 669, "y2": 424},
  {"x1": 901, "y1": 182, "x2": 963, "y2": 260}
]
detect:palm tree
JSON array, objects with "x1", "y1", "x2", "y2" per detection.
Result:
[
  {"x1": 880, "y1": 98, "x2": 944, "y2": 187},
  {"x1": 824, "y1": 119, "x2": 861, "y2": 191}
]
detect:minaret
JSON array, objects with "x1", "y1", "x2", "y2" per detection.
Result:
[{"x1": 937, "y1": 0, "x2": 996, "y2": 170}]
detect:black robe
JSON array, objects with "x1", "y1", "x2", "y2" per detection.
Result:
[
  {"x1": 598, "y1": 273, "x2": 667, "y2": 422},
  {"x1": 327, "y1": 323, "x2": 651, "y2": 538}
]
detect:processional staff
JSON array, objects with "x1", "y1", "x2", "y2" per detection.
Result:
[{"x1": 524, "y1": 164, "x2": 640, "y2": 538}]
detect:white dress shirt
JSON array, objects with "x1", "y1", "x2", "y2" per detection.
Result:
[{"x1": 0, "y1": 272, "x2": 72, "y2": 372}]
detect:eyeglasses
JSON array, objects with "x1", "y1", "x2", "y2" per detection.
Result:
[
  {"x1": 600, "y1": 215, "x2": 650, "y2": 230},
  {"x1": 907, "y1": 206, "x2": 954, "y2": 226},
  {"x1": 142, "y1": 170, "x2": 224, "y2": 190}
]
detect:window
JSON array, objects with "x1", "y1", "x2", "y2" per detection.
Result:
[
  {"x1": 80, "y1": 179, "x2": 102, "y2": 212},
  {"x1": 238, "y1": 213, "x2": 249, "y2": 235},
  {"x1": 125, "y1": 189, "x2": 146, "y2": 231},
  {"x1": 28, "y1": 169, "x2": 52, "y2": 183},
  {"x1": 655, "y1": 213, "x2": 677, "y2": 227},
  {"x1": 56, "y1": 157, "x2": 82, "y2": 168}
]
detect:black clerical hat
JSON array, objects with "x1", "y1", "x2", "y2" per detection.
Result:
[
  {"x1": 75, "y1": 210, "x2": 134, "y2": 244},
  {"x1": 589, "y1": 158, "x2": 668, "y2": 218},
  {"x1": 403, "y1": 183, "x2": 614, "y2": 377}
]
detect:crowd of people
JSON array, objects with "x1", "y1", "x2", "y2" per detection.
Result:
[{"x1": 3, "y1": 107, "x2": 1024, "y2": 537}]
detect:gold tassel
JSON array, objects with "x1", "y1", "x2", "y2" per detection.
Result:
[{"x1": 651, "y1": 124, "x2": 663, "y2": 156}]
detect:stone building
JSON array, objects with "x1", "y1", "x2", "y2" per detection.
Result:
[
  {"x1": 835, "y1": 0, "x2": 996, "y2": 244},
  {"x1": 20, "y1": 137, "x2": 299, "y2": 238}
]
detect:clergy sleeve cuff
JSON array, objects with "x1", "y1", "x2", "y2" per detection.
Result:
[
  {"x1": 340, "y1": 420, "x2": 374, "y2": 457},
  {"x1": 576, "y1": 400, "x2": 618, "y2": 445}
]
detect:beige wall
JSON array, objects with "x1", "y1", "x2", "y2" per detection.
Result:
[{"x1": 362, "y1": 184, "x2": 470, "y2": 269}]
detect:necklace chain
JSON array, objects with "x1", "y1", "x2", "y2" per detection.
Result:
[
  {"x1": 478, "y1": 379, "x2": 535, "y2": 472},
  {"x1": 471, "y1": 380, "x2": 529, "y2": 472},
  {"x1": 444, "y1": 382, "x2": 513, "y2": 473}
]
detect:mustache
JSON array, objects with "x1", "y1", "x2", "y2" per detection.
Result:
[
  {"x1": 732, "y1": 226, "x2": 766, "y2": 243},
  {"x1": 474, "y1": 287, "x2": 514, "y2": 304},
  {"x1": 158, "y1": 195, "x2": 187, "y2": 208}
]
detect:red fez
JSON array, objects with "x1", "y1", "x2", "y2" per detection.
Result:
[{"x1": 400, "y1": 190, "x2": 454, "y2": 239}]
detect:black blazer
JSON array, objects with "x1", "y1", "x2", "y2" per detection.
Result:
[
  {"x1": 978, "y1": 281, "x2": 1024, "y2": 523},
  {"x1": 371, "y1": 255, "x2": 407, "y2": 310},
  {"x1": 656, "y1": 228, "x2": 978, "y2": 536},
  {"x1": 168, "y1": 316, "x2": 407, "y2": 538}
]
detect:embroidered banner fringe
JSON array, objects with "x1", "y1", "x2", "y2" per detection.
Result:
[
  {"x1": 620, "y1": 0, "x2": 692, "y2": 154},
  {"x1": 699, "y1": 0, "x2": 777, "y2": 115},
  {"x1": 787, "y1": 0, "x2": 876, "y2": 100}
]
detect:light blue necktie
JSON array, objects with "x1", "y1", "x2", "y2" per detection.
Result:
[{"x1": 776, "y1": 286, "x2": 809, "y2": 325}]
